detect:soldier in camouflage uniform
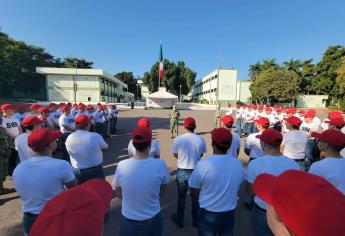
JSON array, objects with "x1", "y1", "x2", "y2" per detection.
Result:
[
  {"x1": 214, "y1": 105, "x2": 222, "y2": 128},
  {"x1": 169, "y1": 105, "x2": 180, "y2": 139},
  {"x1": 0, "y1": 117, "x2": 15, "y2": 194}
]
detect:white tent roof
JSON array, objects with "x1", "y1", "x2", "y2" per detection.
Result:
[{"x1": 147, "y1": 89, "x2": 178, "y2": 99}]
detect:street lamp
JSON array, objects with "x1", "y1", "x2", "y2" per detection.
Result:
[
  {"x1": 136, "y1": 83, "x2": 139, "y2": 101},
  {"x1": 179, "y1": 84, "x2": 182, "y2": 102}
]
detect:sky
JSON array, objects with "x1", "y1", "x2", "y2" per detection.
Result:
[{"x1": 1, "y1": 0, "x2": 345, "y2": 80}]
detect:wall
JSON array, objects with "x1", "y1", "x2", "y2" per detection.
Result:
[
  {"x1": 296, "y1": 95, "x2": 328, "y2": 108},
  {"x1": 236, "y1": 80, "x2": 251, "y2": 102},
  {"x1": 218, "y1": 69, "x2": 237, "y2": 101}
]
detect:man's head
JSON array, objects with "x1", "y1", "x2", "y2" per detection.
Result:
[
  {"x1": 16, "y1": 104, "x2": 26, "y2": 114},
  {"x1": 61, "y1": 105, "x2": 71, "y2": 115},
  {"x1": 256, "y1": 128, "x2": 283, "y2": 152},
  {"x1": 38, "y1": 107, "x2": 50, "y2": 119},
  {"x1": 28, "y1": 128, "x2": 62, "y2": 155},
  {"x1": 75, "y1": 115, "x2": 91, "y2": 131},
  {"x1": 183, "y1": 117, "x2": 196, "y2": 132},
  {"x1": 221, "y1": 115, "x2": 234, "y2": 129},
  {"x1": 22, "y1": 116, "x2": 45, "y2": 131},
  {"x1": 29, "y1": 104, "x2": 41, "y2": 114},
  {"x1": 79, "y1": 104, "x2": 86, "y2": 112},
  {"x1": 304, "y1": 109, "x2": 316, "y2": 123},
  {"x1": 327, "y1": 117, "x2": 345, "y2": 131},
  {"x1": 255, "y1": 117, "x2": 270, "y2": 131},
  {"x1": 275, "y1": 108, "x2": 282, "y2": 114},
  {"x1": 285, "y1": 108, "x2": 295, "y2": 118},
  {"x1": 132, "y1": 127, "x2": 152, "y2": 154},
  {"x1": 49, "y1": 103, "x2": 57, "y2": 112},
  {"x1": 265, "y1": 107, "x2": 272, "y2": 115},
  {"x1": 285, "y1": 116, "x2": 302, "y2": 130},
  {"x1": 87, "y1": 105, "x2": 94, "y2": 112},
  {"x1": 137, "y1": 117, "x2": 151, "y2": 128},
  {"x1": 312, "y1": 129, "x2": 345, "y2": 155},
  {"x1": 253, "y1": 170, "x2": 345, "y2": 236},
  {"x1": 211, "y1": 127, "x2": 232, "y2": 153},
  {"x1": 1, "y1": 104, "x2": 15, "y2": 116}
]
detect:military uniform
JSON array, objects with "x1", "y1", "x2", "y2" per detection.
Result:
[
  {"x1": 170, "y1": 107, "x2": 180, "y2": 138},
  {"x1": 0, "y1": 126, "x2": 14, "y2": 193},
  {"x1": 214, "y1": 108, "x2": 222, "y2": 128}
]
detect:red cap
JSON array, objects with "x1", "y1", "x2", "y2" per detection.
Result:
[
  {"x1": 183, "y1": 117, "x2": 196, "y2": 129},
  {"x1": 22, "y1": 116, "x2": 46, "y2": 127},
  {"x1": 137, "y1": 117, "x2": 151, "y2": 127},
  {"x1": 311, "y1": 129, "x2": 345, "y2": 148},
  {"x1": 328, "y1": 111, "x2": 343, "y2": 119},
  {"x1": 305, "y1": 109, "x2": 316, "y2": 118},
  {"x1": 255, "y1": 117, "x2": 270, "y2": 127},
  {"x1": 79, "y1": 104, "x2": 86, "y2": 110},
  {"x1": 87, "y1": 105, "x2": 94, "y2": 111},
  {"x1": 286, "y1": 108, "x2": 295, "y2": 114},
  {"x1": 258, "y1": 106, "x2": 264, "y2": 111},
  {"x1": 236, "y1": 104, "x2": 240, "y2": 108},
  {"x1": 73, "y1": 103, "x2": 78, "y2": 108},
  {"x1": 30, "y1": 179, "x2": 112, "y2": 236},
  {"x1": 75, "y1": 115, "x2": 91, "y2": 127},
  {"x1": 298, "y1": 109, "x2": 305, "y2": 114},
  {"x1": 61, "y1": 105, "x2": 70, "y2": 113},
  {"x1": 0, "y1": 104, "x2": 15, "y2": 110},
  {"x1": 16, "y1": 104, "x2": 26, "y2": 111},
  {"x1": 273, "y1": 105, "x2": 279, "y2": 109},
  {"x1": 227, "y1": 104, "x2": 232, "y2": 108},
  {"x1": 211, "y1": 127, "x2": 232, "y2": 149},
  {"x1": 327, "y1": 117, "x2": 345, "y2": 127},
  {"x1": 30, "y1": 104, "x2": 41, "y2": 110},
  {"x1": 132, "y1": 127, "x2": 152, "y2": 143},
  {"x1": 285, "y1": 116, "x2": 302, "y2": 126},
  {"x1": 49, "y1": 103, "x2": 57, "y2": 107},
  {"x1": 253, "y1": 170, "x2": 345, "y2": 236},
  {"x1": 28, "y1": 128, "x2": 62, "y2": 150},
  {"x1": 98, "y1": 105, "x2": 105, "y2": 111},
  {"x1": 38, "y1": 107, "x2": 50, "y2": 113},
  {"x1": 256, "y1": 128, "x2": 283, "y2": 145},
  {"x1": 247, "y1": 105, "x2": 252, "y2": 109},
  {"x1": 275, "y1": 108, "x2": 282, "y2": 113},
  {"x1": 265, "y1": 106, "x2": 272, "y2": 112},
  {"x1": 221, "y1": 115, "x2": 234, "y2": 126},
  {"x1": 253, "y1": 105, "x2": 258, "y2": 109}
]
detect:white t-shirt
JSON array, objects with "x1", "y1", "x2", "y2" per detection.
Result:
[
  {"x1": 225, "y1": 108, "x2": 233, "y2": 116},
  {"x1": 282, "y1": 130, "x2": 308, "y2": 160},
  {"x1": 51, "y1": 110, "x2": 62, "y2": 126},
  {"x1": 108, "y1": 108, "x2": 118, "y2": 119},
  {"x1": 93, "y1": 111, "x2": 105, "y2": 123},
  {"x1": 235, "y1": 109, "x2": 242, "y2": 119},
  {"x1": 245, "y1": 110, "x2": 255, "y2": 123},
  {"x1": 1, "y1": 116, "x2": 21, "y2": 139},
  {"x1": 313, "y1": 117, "x2": 321, "y2": 126},
  {"x1": 341, "y1": 149, "x2": 345, "y2": 158},
  {"x1": 227, "y1": 131, "x2": 241, "y2": 158},
  {"x1": 188, "y1": 155, "x2": 244, "y2": 212},
  {"x1": 14, "y1": 132, "x2": 33, "y2": 162},
  {"x1": 112, "y1": 158, "x2": 170, "y2": 221},
  {"x1": 128, "y1": 139, "x2": 160, "y2": 158},
  {"x1": 300, "y1": 122, "x2": 319, "y2": 138},
  {"x1": 38, "y1": 116, "x2": 53, "y2": 129},
  {"x1": 12, "y1": 156, "x2": 75, "y2": 214},
  {"x1": 244, "y1": 132, "x2": 266, "y2": 159},
  {"x1": 71, "y1": 108, "x2": 79, "y2": 117},
  {"x1": 171, "y1": 133, "x2": 207, "y2": 169},
  {"x1": 58, "y1": 114, "x2": 75, "y2": 133},
  {"x1": 15, "y1": 113, "x2": 28, "y2": 124},
  {"x1": 309, "y1": 157, "x2": 345, "y2": 194},
  {"x1": 66, "y1": 130, "x2": 108, "y2": 169},
  {"x1": 246, "y1": 155, "x2": 299, "y2": 209}
]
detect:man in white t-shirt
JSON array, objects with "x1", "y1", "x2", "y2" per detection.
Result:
[
  {"x1": 221, "y1": 115, "x2": 240, "y2": 158},
  {"x1": 29, "y1": 104, "x2": 40, "y2": 117},
  {"x1": 189, "y1": 127, "x2": 244, "y2": 235},
  {"x1": 246, "y1": 128, "x2": 299, "y2": 236},
  {"x1": 235, "y1": 104, "x2": 243, "y2": 137},
  {"x1": 225, "y1": 104, "x2": 233, "y2": 116},
  {"x1": 38, "y1": 107, "x2": 54, "y2": 130},
  {"x1": 15, "y1": 105, "x2": 28, "y2": 125},
  {"x1": 281, "y1": 116, "x2": 308, "y2": 170},
  {"x1": 244, "y1": 117, "x2": 269, "y2": 162},
  {"x1": 93, "y1": 105, "x2": 106, "y2": 139},
  {"x1": 49, "y1": 103, "x2": 61, "y2": 129},
  {"x1": 58, "y1": 106, "x2": 76, "y2": 163},
  {"x1": 171, "y1": 117, "x2": 207, "y2": 228},
  {"x1": 13, "y1": 128, "x2": 76, "y2": 235},
  {"x1": 309, "y1": 129, "x2": 345, "y2": 194},
  {"x1": 70, "y1": 104, "x2": 79, "y2": 118},
  {"x1": 244, "y1": 105, "x2": 255, "y2": 136},
  {"x1": 15, "y1": 116, "x2": 44, "y2": 162},
  {"x1": 128, "y1": 117, "x2": 160, "y2": 158},
  {"x1": 108, "y1": 104, "x2": 118, "y2": 135},
  {"x1": 112, "y1": 127, "x2": 170, "y2": 236},
  {"x1": 66, "y1": 114, "x2": 108, "y2": 184}
]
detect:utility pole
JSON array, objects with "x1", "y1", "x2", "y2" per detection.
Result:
[
  {"x1": 73, "y1": 61, "x2": 78, "y2": 103},
  {"x1": 179, "y1": 84, "x2": 182, "y2": 102}
]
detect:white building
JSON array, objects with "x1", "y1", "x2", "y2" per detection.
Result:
[
  {"x1": 36, "y1": 67, "x2": 128, "y2": 103},
  {"x1": 192, "y1": 68, "x2": 251, "y2": 106}
]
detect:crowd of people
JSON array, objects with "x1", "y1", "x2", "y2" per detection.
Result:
[{"x1": 0, "y1": 102, "x2": 345, "y2": 236}]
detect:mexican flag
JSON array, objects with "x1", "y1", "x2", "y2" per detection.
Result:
[{"x1": 159, "y1": 44, "x2": 164, "y2": 80}]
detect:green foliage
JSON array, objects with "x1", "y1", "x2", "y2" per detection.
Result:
[
  {"x1": 114, "y1": 71, "x2": 141, "y2": 98},
  {"x1": 335, "y1": 56, "x2": 345, "y2": 97},
  {"x1": 142, "y1": 59, "x2": 196, "y2": 96},
  {"x1": 62, "y1": 56, "x2": 93, "y2": 69},
  {"x1": 248, "y1": 59, "x2": 280, "y2": 81}
]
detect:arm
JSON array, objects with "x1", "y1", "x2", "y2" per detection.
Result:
[
  {"x1": 114, "y1": 187, "x2": 123, "y2": 199},
  {"x1": 280, "y1": 144, "x2": 285, "y2": 154},
  {"x1": 61, "y1": 124, "x2": 75, "y2": 132},
  {"x1": 65, "y1": 179, "x2": 77, "y2": 189}
]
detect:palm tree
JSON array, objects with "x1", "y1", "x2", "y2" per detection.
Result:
[
  {"x1": 248, "y1": 62, "x2": 262, "y2": 81},
  {"x1": 283, "y1": 59, "x2": 302, "y2": 76}
]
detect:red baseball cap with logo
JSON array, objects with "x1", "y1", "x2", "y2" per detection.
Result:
[
  {"x1": 38, "y1": 107, "x2": 50, "y2": 113},
  {"x1": 311, "y1": 129, "x2": 345, "y2": 148},
  {"x1": 211, "y1": 127, "x2": 232, "y2": 149},
  {"x1": 221, "y1": 115, "x2": 234, "y2": 126},
  {"x1": 137, "y1": 117, "x2": 151, "y2": 128},
  {"x1": 0, "y1": 104, "x2": 15, "y2": 111},
  {"x1": 29, "y1": 104, "x2": 41, "y2": 110},
  {"x1": 28, "y1": 128, "x2": 62, "y2": 150},
  {"x1": 30, "y1": 179, "x2": 113, "y2": 236},
  {"x1": 132, "y1": 127, "x2": 152, "y2": 143},
  {"x1": 183, "y1": 117, "x2": 196, "y2": 129},
  {"x1": 305, "y1": 109, "x2": 316, "y2": 118},
  {"x1": 326, "y1": 117, "x2": 345, "y2": 128},
  {"x1": 22, "y1": 116, "x2": 46, "y2": 127},
  {"x1": 285, "y1": 116, "x2": 302, "y2": 126},
  {"x1": 256, "y1": 128, "x2": 283, "y2": 145},
  {"x1": 253, "y1": 170, "x2": 345, "y2": 236},
  {"x1": 255, "y1": 117, "x2": 270, "y2": 127},
  {"x1": 75, "y1": 115, "x2": 91, "y2": 127}
]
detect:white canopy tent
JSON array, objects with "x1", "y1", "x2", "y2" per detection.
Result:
[{"x1": 146, "y1": 87, "x2": 178, "y2": 108}]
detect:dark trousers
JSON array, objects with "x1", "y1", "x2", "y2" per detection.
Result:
[
  {"x1": 245, "y1": 122, "x2": 254, "y2": 135},
  {"x1": 235, "y1": 118, "x2": 242, "y2": 135},
  {"x1": 119, "y1": 212, "x2": 163, "y2": 236},
  {"x1": 176, "y1": 169, "x2": 199, "y2": 224},
  {"x1": 73, "y1": 164, "x2": 105, "y2": 185},
  {"x1": 251, "y1": 207, "x2": 273, "y2": 236},
  {"x1": 95, "y1": 122, "x2": 106, "y2": 139},
  {"x1": 60, "y1": 133, "x2": 71, "y2": 163},
  {"x1": 198, "y1": 208, "x2": 235, "y2": 236},
  {"x1": 23, "y1": 212, "x2": 39, "y2": 235},
  {"x1": 8, "y1": 148, "x2": 18, "y2": 176},
  {"x1": 305, "y1": 139, "x2": 320, "y2": 170},
  {"x1": 110, "y1": 117, "x2": 117, "y2": 134}
]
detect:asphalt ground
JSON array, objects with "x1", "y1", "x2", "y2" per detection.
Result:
[{"x1": 0, "y1": 108, "x2": 328, "y2": 236}]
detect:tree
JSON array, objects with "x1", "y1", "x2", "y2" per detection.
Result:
[
  {"x1": 336, "y1": 56, "x2": 345, "y2": 109},
  {"x1": 300, "y1": 59, "x2": 316, "y2": 94},
  {"x1": 249, "y1": 62, "x2": 262, "y2": 81},
  {"x1": 249, "y1": 68, "x2": 299, "y2": 104},
  {"x1": 114, "y1": 71, "x2": 141, "y2": 98},
  {"x1": 248, "y1": 59, "x2": 279, "y2": 81},
  {"x1": 62, "y1": 56, "x2": 93, "y2": 68}
]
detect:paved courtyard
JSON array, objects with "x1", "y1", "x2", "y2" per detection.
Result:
[{"x1": 0, "y1": 108, "x2": 328, "y2": 236}]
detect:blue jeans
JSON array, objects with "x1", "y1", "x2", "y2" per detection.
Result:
[
  {"x1": 245, "y1": 122, "x2": 254, "y2": 135},
  {"x1": 23, "y1": 213, "x2": 39, "y2": 235},
  {"x1": 176, "y1": 169, "x2": 199, "y2": 224},
  {"x1": 305, "y1": 139, "x2": 316, "y2": 170},
  {"x1": 60, "y1": 133, "x2": 71, "y2": 163},
  {"x1": 236, "y1": 118, "x2": 243, "y2": 135},
  {"x1": 198, "y1": 208, "x2": 235, "y2": 236},
  {"x1": 73, "y1": 164, "x2": 105, "y2": 185},
  {"x1": 251, "y1": 207, "x2": 273, "y2": 236},
  {"x1": 95, "y1": 122, "x2": 106, "y2": 139},
  {"x1": 119, "y1": 212, "x2": 163, "y2": 236}
]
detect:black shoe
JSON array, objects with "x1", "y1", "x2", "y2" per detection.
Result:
[{"x1": 171, "y1": 214, "x2": 184, "y2": 228}]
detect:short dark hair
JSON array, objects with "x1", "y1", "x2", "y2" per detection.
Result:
[
  {"x1": 225, "y1": 124, "x2": 232, "y2": 129},
  {"x1": 76, "y1": 124, "x2": 89, "y2": 130},
  {"x1": 25, "y1": 125, "x2": 35, "y2": 131},
  {"x1": 212, "y1": 140, "x2": 230, "y2": 153},
  {"x1": 328, "y1": 144, "x2": 344, "y2": 153},
  {"x1": 133, "y1": 141, "x2": 151, "y2": 152},
  {"x1": 185, "y1": 126, "x2": 195, "y2": 132},
  {"x1": 263, "y1": 142, "x2": 281, "y2": 150},
  {"x1": 291, "y1": 125, "x2": 300, "y2": 130}
]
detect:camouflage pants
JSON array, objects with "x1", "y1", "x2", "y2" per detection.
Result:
[{"x1": 170, "y1": 121, "x2": 178, "y2": 136}]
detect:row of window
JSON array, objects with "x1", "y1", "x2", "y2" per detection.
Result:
[
  {"x1": 195, "y1": 74, "x2": 218, "y2": 88},
  {"x1": 194, "y1": 88, "x2": 217, "y2": 96}
]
